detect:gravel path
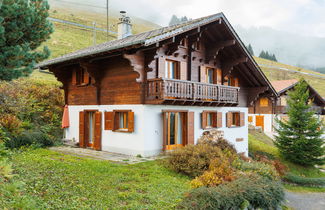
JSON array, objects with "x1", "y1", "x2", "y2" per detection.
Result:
[{"x1": 285, "y1": 191, "x2": 325, "y2": 210}]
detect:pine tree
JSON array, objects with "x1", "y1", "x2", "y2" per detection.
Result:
[
  {"x1": 275, "y1": 79, "x2": 324, "y2": 166},
  {"x1": 169, "y1": 15, "x2": 180, "y2": 26},
  {"x1": 0, "y1": 0, "x2": 53, "y2": 81},
  {"x1": 247, "y1": 44, "x2": 254, "y2": 56},
  {"x1": 259, "y1": 50, "x2": 266, "y2": 58}
]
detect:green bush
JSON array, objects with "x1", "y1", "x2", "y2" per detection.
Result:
[
  {"x1": 178, "y1": 174, "x2": 285, "y2": 210},
  {"x1": 164, "y1": 144, "x2": 225, "y2": 177},
  {"x1": 199, "y1": 137, "x2": 237, "y2": 154},
  {"x1": 4, "y1": 131, "x2": 54, "y2": 149},
  {"x1": 234, "y1": 159, "x2": 279, "y2": 180},
  {"x1": 284, "y1": 173, "x2": 325, "y2": 187}
]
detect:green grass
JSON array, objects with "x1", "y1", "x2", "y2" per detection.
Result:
[
  {"x1": 1, "y1": 149, "x2": 190, "y2": 209},
  {"x1": 284, "y1": 184, "x2": 325, "y2": 193}
]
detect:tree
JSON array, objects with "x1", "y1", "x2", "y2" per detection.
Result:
[
  {"x1": 0, "y1": 0, "x2": 53, "y2": 81},
  {"x1": 275, "y1": 79, "x2": 324, "y2": 166},
  {"x1": 169, "y1": 15, "x2": 180, "y2": 26},
  {"x1": 246, "y1": 44, "x2": 254, "y2": 56}
]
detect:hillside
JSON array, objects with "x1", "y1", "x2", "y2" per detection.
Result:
[
  {"x1": 235, "y1": 25, "x2": 325, "y2": 70},
  {"x1": 40, "y1": 3, "x2": 160, "y2": 59},
  {"x1": 254, "y1": 57, "x2": 325, "y2": 97}
]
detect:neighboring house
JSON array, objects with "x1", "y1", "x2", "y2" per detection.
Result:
[
  {"x1": 37, "y1": 12, "x2": 276, "y2": 157},
  {"x1": 248, "y1": 79, "x2": 325, "y2": 133}
]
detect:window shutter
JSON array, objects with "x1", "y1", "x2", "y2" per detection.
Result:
[
  {"x1": 180, "y1": 61, "x2": 187, "y2": 80},
  {"x1": 217, "y1": 68, "x2": 222, "y2": 84},
  {"x1": 114, "y1": 112, "x2": 120, "y2": 131},
  {"x1": 79, "y1": 111, "x2": 86, "y2": 148},
  {"x1": 201, "y1": 111, "x2": 207, "y2": 129},
  {"x1": 162, "y1": 112, "x2": 167, "y2": 151},
  {"x1": 84, "y1": 70, "x2": 90, "y2": 84},
  {"x1": 217, "y1": 112, "x2": 222, "y2": 128},
  {"x1": 72, "y1": 69, "x2": 77, "y2": 85},
  {"x1": 187, "y1": 112, "x2": 195, "y2": 144},
  {"x1": 104, "y1": 111, "x2": 114, "y2": 130},
  {"x1": 93, "y1": 111, "x2": 102, "y2": 151},
  {"x1": 127, "y1": 111, "x2": 134, "y2": 132},
  {"x1": 212, "y1": 112, "x2": 218, "y2": 127},
  {"x1": 200, "y1": 66, "x2": 206, "y2": 83},
  {"x1": 226, "y1": 112, "x2": 233, "y2": 128},
  {"x1": 158, "y1": 57, "x2": 166, "y2": 78},
  {"x1": 240, "y1": 112, "x2": 245, "y2": 127},
  {"x1": 234, "y1": 77, "x2": 239, "y2": 87}
]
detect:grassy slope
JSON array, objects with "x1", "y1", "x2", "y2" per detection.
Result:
[
  {"x1": 254, "y1": 57, "x2": 325, "y2": 97},
  {"x1": 249, "y1": 131, "x2": 325, "y2": 192},
  {"x1": 2, "y1": 149, "x2": 190, "y2": 209}
]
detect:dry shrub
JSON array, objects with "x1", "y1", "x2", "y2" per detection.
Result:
[
  {"x1": 253, "y1": 153, "x2": 288, "y2": 176},
  {"x1": 191, "y1": 159, "x2": 237, "y2": 188},
  {"x1": 0, "y1": 114, "x2": 22, "y2": 135},
  {"x1": 165, "y1": 144, "x2": 225, "y2": 177}
]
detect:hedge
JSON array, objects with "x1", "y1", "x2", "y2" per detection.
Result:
[
  {"x1": 178, "y1": 174, "x2": 284, "y2": 210},
  {"x1": 284, "y1": 173, "x2": 325, "y2": 187}
]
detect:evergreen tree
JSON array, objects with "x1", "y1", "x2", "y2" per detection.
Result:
[
  {"x1": 259, "y1": 50, "x2": 266, "y2": 59},
  {"x1": 247, "y1": 44, "x2": 254, "y2": 56},
  {"x1": 169, "y1": 15, "x2": 180, "y2": 26},
  {"x1": 271, "y1": 54, "x2": 277, "y2": 62},
  {"x1": 0, "y1": 0, "x2": 53, "y2": 81},
  {"x1": 180, "y1": 16, "x2": 188, "y2": 22},
  {"x1": 275, "y1": 79, "x2": 324, "y2": 166}
]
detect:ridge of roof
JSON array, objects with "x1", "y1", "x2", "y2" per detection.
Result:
[{"x1": 37, "y1": 13, "x2": 223, "y2": 68}]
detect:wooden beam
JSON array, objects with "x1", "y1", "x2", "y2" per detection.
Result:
[
  {"x1": 123, "y1": 51, "x2": 145, "y2": 83},
  {"x1": 206, "y1": 40, "x2": 236, "y2": 61},
  {"x1": 222, "y1": 56, "x2": 248, "y2": 77}
]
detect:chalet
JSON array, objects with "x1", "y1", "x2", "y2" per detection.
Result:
[
  {"x1": 248, "y1": 79, "x2": 325, "y2": 133},
  {"x1": 37, "y1": 12, "x2": 277, "y2": 157}
]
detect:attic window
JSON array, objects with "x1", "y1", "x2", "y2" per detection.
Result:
[{"x1": 72, "y1": 67, "x2": 90, "y2": 86}]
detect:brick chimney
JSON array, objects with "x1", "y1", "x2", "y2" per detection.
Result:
[{"x1": 117, "y1": 11, "x2": 132, "y2": 39}]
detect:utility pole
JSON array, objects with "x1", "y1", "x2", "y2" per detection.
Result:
[
  {"x1": 106, "y1": 0, "x2": 109, "y2": 41},
  {"x1": 93, "y1": 21, "x2": 97, "y2": 45}
]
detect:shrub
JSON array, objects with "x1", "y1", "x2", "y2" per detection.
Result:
[
  {"x1": 197, "y1": 130, "x2": 237, "y2": 154},
  {"x1": 191, "y1": 159, "x2": 236, "y2": 188},
  {"x1": 164, "y1": 144, "x2": 225, "y2": 177},
  {"x1": 178, "y1": 174, "x2": 285, "y2": 210},
  {"x1": 234, "y1": 159, "x2": 279, "y2": 180},
  {"x1": 4, "y1": 130, "x2": 54, "y2": 149},
  {"x1": 284, "y1": 173, "x2": 325, "y2": 187},
  {"x1": 252, "y1": 153, "x2": 288, "y2": 176}
]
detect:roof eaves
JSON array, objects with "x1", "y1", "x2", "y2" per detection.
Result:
[{"x1": 219, "y1": 13, "x2": 278, "y2": 97}]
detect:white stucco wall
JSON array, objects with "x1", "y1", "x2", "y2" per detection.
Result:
[
  {"x1": 66, "y1": 105, "x2": 248, "y2": 157},
  {"x1": 248, "y1": 114, "x2": 274, "y2": 133}
]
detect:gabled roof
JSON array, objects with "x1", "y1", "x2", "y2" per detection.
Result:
[
  {"x1": 271, "y1": 79, "x2": 298, "y2": 94},
  {"x1": 271, "y1": 79, "x2": 325, "y2": 106}
]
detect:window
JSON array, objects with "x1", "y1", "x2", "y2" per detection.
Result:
[
  {"x1": 248, "y1": 116, "x2": 253, "y2": 123},
  {"x1": 227, "y1": 76, "x2": 239, "y2": 87},
  {"x1": 165, "y1": 60, "x2": 180, "y2": 79},
  {"x1": 73, "y1": 67, "x2": 90, "y2": 86},
  {"x1": 104, "y1": 110, "x2": 134, "y2": 132},
  {"x1": 162, "y1": 110, "x2": 194, "y2": 150},
  {"x1": 202, "y1": 111, "x2": 222, "y2": 129},
  {"x1": 206, "y1": 68, "x2": 214, "y2": 84},
  {"x1": 226, "y1": 112, "x2": 245, "y2": 127},
  {"x1": 260, "y1": 97, "x2": 269, "y2": 107}
]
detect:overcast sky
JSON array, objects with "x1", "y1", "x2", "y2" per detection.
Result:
[{"x1": 50, "y1": 0, "x2": 325, "y2": 38}]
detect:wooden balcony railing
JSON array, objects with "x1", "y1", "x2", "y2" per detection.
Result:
[
  {"x1": 276, "y1": 105, "x2": 324, "y2": 114},
  {"x1": 146, "y1": 78, "x2": 240, "y2": 104}
]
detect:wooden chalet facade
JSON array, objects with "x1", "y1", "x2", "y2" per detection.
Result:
[
  {"x1": 38, "y1": 12, "x2": 276, "y2": 156},
  {"x1": 248, "y1": 79, "x2": 325, "y2": 132}
]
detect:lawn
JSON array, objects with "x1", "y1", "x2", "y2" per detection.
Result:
[{"x1": 1, "y1": 149, "x2": 190, "y2": 209}]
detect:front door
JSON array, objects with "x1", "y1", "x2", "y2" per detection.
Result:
[
  {"x1": 255, "y1": 115, "x2": 264, "y2": 131},
  {"x1": 79, "y1": 110, "x2": 102, "y2": 151},
  {"x1": 163, "y1": 112, "x2": 186, "y2": 150}
]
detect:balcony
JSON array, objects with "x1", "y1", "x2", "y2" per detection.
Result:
[
  {"x1": 276, "y1": 105, "x2": 324, "y2": 114},
  {"x1": 146, "y1": 78, "x2": 240, "y2": 105}
]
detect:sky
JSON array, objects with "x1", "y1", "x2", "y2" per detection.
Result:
[{"x1": 49, "y1": 0, "x2": 325, "y2": 38}]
